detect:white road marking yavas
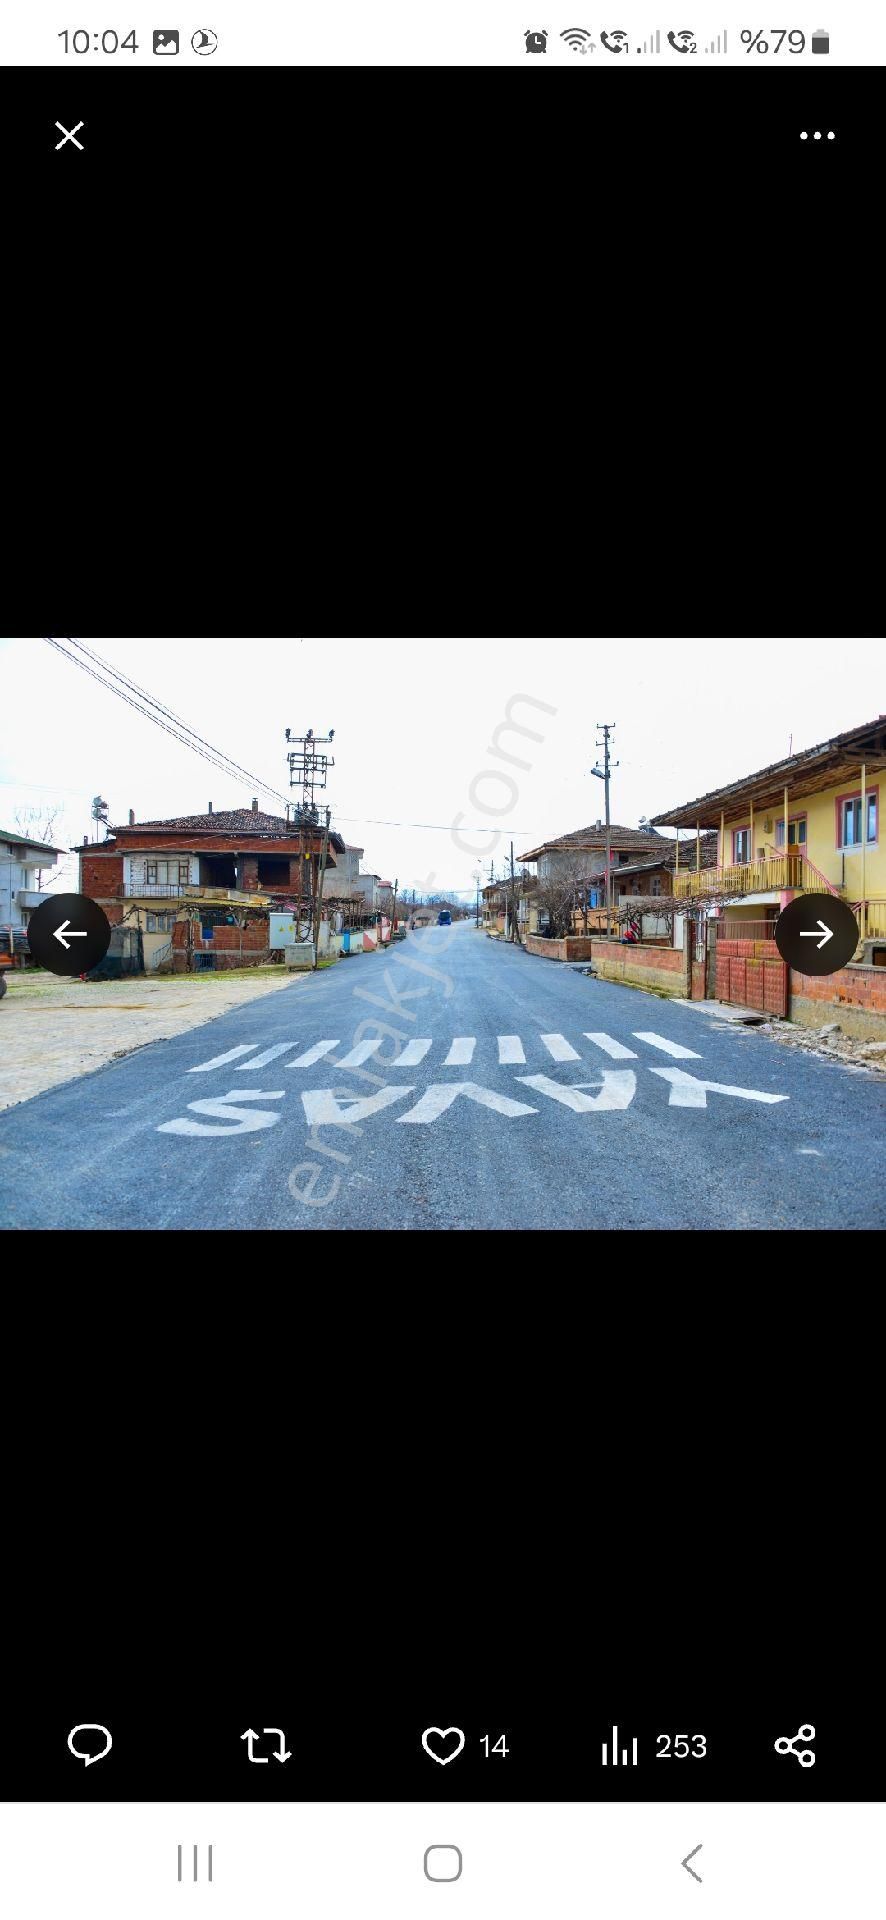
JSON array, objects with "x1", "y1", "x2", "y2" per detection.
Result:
[
  {"x1": 541, "y1": 1033, "x2": 582, "y2": 1061},
  {"x1": 518, "y1": 1072, "x2": 636, "y2": 1111},
  {"x1": 444, "y1": 1038, "x2": 476, "y2": 1065},
  {"x1": 189, "y1": 1044, "x2": 260, "y2": 1073},
  {"x1": 235, "y1": 1042, "x2": 299, "y2": 1069},
  {"x1": 301, "y1": 1087, "x2": 413, "y2": 1126},
  {"x1": 285, "y1": 1040, "x2": 340, "y2": 1068},
  {"x1": 583, "y1": 1032, "x2": 638, "y2": 1060},
  {"x1": 651, "y1": 1068, "x2": 788, "y2": 1108},
  {"x1": 395, "y1": 1038, "x2": 434, "y2": 1066},
  {"x1": 397, "y1": 1082, "x2": 537, "y2": 1124},
  {"x1": 158, "y1": 1090, "x2": 286, "y2": 1135},
  {"x1": 498, "y1": 1035, "x2": 526, "y2": 1064},
  {"x1": 633, "y1": 1032, "x2": 701, "y2": 1059},
  {"x1": 336, "y1": 1038, "x2": 385, "y2": 1068}
]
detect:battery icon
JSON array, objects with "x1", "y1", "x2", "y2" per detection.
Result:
[{"x1": 811, "y1": 27, "x2": 829, "y2": 50}]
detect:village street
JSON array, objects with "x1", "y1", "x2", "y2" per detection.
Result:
[{"x1": 1, "y1": 923, "x2": 884, "y2": 1231}]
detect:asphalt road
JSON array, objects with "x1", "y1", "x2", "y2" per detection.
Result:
[{"x1": 2, "y1": 923, "x2": 884, "y2": 1230}]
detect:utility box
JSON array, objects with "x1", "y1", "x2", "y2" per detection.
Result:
[
  {"x1": 285, "y1": 942, "x2": 315, "y2": 969},
  {"x1": 270, "y1": 912, "x2": 298, "y2": 949}
]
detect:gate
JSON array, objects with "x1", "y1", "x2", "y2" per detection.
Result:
[{"x1": 708, "y1": 918, "x2": 788, "y2": 1016}]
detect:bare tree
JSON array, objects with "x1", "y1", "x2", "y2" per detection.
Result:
[
  {"x1": 534, "y1": 856, "x2": 601, "y2": 939},
  {"x1": 13, "y1": 805, "x2": 64, "y2": 894}
]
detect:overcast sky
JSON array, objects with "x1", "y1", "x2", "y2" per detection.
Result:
[{"x1": 2, "y1": 637, "x2": 882, "y2": 897}]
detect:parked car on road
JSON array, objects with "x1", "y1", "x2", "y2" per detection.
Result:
[{"x1": 437, "y1": 910, "x2": 452, "y2": 926}]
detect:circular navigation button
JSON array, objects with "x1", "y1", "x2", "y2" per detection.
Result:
[
  {"x1": 774, "y1": 892, "x2": 859, "y2": 976},
  {"x1": 27, "y1": 893, "x2": 112, "y2": 977}
]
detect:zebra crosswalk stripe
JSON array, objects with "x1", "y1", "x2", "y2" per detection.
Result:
[
  {"x1": 444, "y1": 1037, "x2": 476, "y2": 1065},
  {"x1": 633, "y1": 1032, "x2": 701, "y2": 1060},
  {"x1": 336, "y1": 1038, "x2": 385, "y2": 1068},
  {"x1": 188, "y1": 1044, "x2": 259, "y2": 1073},
  {"x1": 395, "y1": 1038, "x2": 434, "y2": 1066},
  {"x1": 236, "y1": 1042, "x2": 299, "y2": 1070},
  {"x1": 498, "y1": 1035, "x2": 526, "y2": 1064},
  {"x1": 541, "y1": 1033, "x2": 582, "y2": 1062},
  {"x1": 583, "y1": 1032, "x2": 638, "y2": 1060},
  {"x1": 285, "y1": 1040, "x2": 340, "y2": 1068}
]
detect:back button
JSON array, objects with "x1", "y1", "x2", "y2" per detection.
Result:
[{"x1": 27, "y1": 892, "x2": 112, "y2": 976}]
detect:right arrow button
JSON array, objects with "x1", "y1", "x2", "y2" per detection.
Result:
[{"x1": 681, "y1": 1843, "x2": 703, "y2": 1884}]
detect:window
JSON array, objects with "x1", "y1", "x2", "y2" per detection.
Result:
[
  {"x1": 146, "y1": 911, "x2": 174, "y2": 932},
  {"x1": 142, "y1": 857, "x2": 191, "y2": 887},
  {"x1": 837, "y1": 789, "x2": 878, "y2": 848},
  {"x1": 651, "y1": 877, "x2": 662, "y2": 896},
  {"x1": 775, "y1": 815, "x2": 807, "y2": 848},
  {"x1": 732, "y1": 828, "x2": 751, "y2": 863}
]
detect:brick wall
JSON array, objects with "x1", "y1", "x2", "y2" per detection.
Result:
[
  {"x1": 590, "y1": 938, "x2": 690, "y2": 997},
  {"x1": 522, "y1": 934, "x2": 597, "y2": 962},
  {"x1": 80, "y1": 851, "x2": 124, "y2": 900},
  {"x1": 790, "y1": 964, "x2": 886, "y2": 1040},
  {"x1": 169, "y1": 917, "x2": 271, "y2": 972}
]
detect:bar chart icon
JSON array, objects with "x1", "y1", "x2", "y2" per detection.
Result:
[{"x1": 601, "y1": 1725, "x2": 638, "y2": 1766}]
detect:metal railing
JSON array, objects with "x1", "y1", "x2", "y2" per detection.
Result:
[
  {"x1": 124, "y1": 882, "x2": 247, "y2": 900},
  {"x1": 853, "y1": 899, "x2": 886, "y2": 940},
  {"x1": 672, "y1": 853, "x2": 839, "y2": 900}
]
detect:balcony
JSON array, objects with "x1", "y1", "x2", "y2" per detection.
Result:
[
  {"x1": 16, "y1": 890, "x2": 50, "y2": 910},
  {"x1": 672, "y1": 853, "x2": 839, "y2": 902},
  {"x1": 123, "y1": 882, "x2": 259, "y2": 903}
]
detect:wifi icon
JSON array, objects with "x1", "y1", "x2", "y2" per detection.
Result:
[{"x1": 561, "y1": 24, "x2": 595, "y2": 47}]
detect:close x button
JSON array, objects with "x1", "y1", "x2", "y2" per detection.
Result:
[{"x1": 54, "y1": 119, "x2": 85, "y2": 149}]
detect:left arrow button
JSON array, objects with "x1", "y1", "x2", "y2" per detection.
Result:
[
  {"x1": 681, "y1": 1843, "x2": 703, "y2": 1883},
  {"x1": 26, "y1": 893, "x2": 112, "y2": 977}
]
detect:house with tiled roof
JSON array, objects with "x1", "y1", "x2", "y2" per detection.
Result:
[
  {"x1": 611, "y1": 832, "x2": 720, "y2": 901},
  {"x1": 650, "y1": 713, "x2": 886, "y2": 1031},
  {"x1": 516, "y1": 821, "x2": 671, "y2": 904},
  {"x1": 76, "y1": 800, "x2": 348, "y2": 972}
]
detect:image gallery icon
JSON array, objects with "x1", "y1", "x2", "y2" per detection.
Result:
[
  {"x1": 153, "y1": 27, "x2": 179, "y2": 50},
  {"x1": 525, "y1": 28, "x2": 548, "y2": 49}
]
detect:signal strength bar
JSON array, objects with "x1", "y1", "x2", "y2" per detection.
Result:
[
  {"x1": 637, "y1": 28, "x2": 660, "y2": 50},
  {"x1": 601, "y1": 1725, "x2": 638, "y2": 1766},
  {"x1": 703, "y1": 28, "x2": 727, "y2": 49}
]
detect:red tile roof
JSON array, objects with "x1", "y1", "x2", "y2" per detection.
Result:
[
  {"x1": 517, "y1": 823, "x2": 671, "y2": 863},
  {"x1": 108, "y1": 808, "x2": 346, "y2": 851}
]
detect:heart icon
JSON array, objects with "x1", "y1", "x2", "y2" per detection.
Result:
[{"x1": 421, "y1": 1726, "x2": 466, "y2": 1766}]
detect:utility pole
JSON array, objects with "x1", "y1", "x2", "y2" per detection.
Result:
[
  {"x1": 591, "y1": 722, "x2": 619, "y2": 937},
  {"x1": 391, "y1": 877, "x2": 399, "y2": 942},
  {"x1": 284, "y1": 724, "x2": 335, "y2": 941},
  {"x1": 311, "y1": 806, "x2": 332, "y2": 968},
  {"x1": 509, "y1": 840, "x2": 517, "y2": 943}
]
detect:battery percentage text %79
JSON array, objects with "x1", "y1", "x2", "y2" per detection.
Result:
[{"x1": 741, "y1": 27, "x2": 806, "y2": 48}]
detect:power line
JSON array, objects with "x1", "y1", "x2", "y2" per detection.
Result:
[
  {"x1": 42, "y1": 639, "x2": 288, "y2": 808},
  {"x1": 333, "y1": 815, "x2": 544, "y2": 833},
  {"x1": 59, "y1": 638, "x2": 287, "y2": 800}
]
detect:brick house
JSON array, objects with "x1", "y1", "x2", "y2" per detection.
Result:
[
  {"x1": 650, "y1": 714, "x2": 886, "y2": 1037},
  {"x1": 77, "y1": 802, "x2": 346, "y2": 972}
]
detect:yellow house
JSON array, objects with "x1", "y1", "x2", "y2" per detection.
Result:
[{"x1": 651, "y1": 713, "x2": 886, "y2": 945}]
